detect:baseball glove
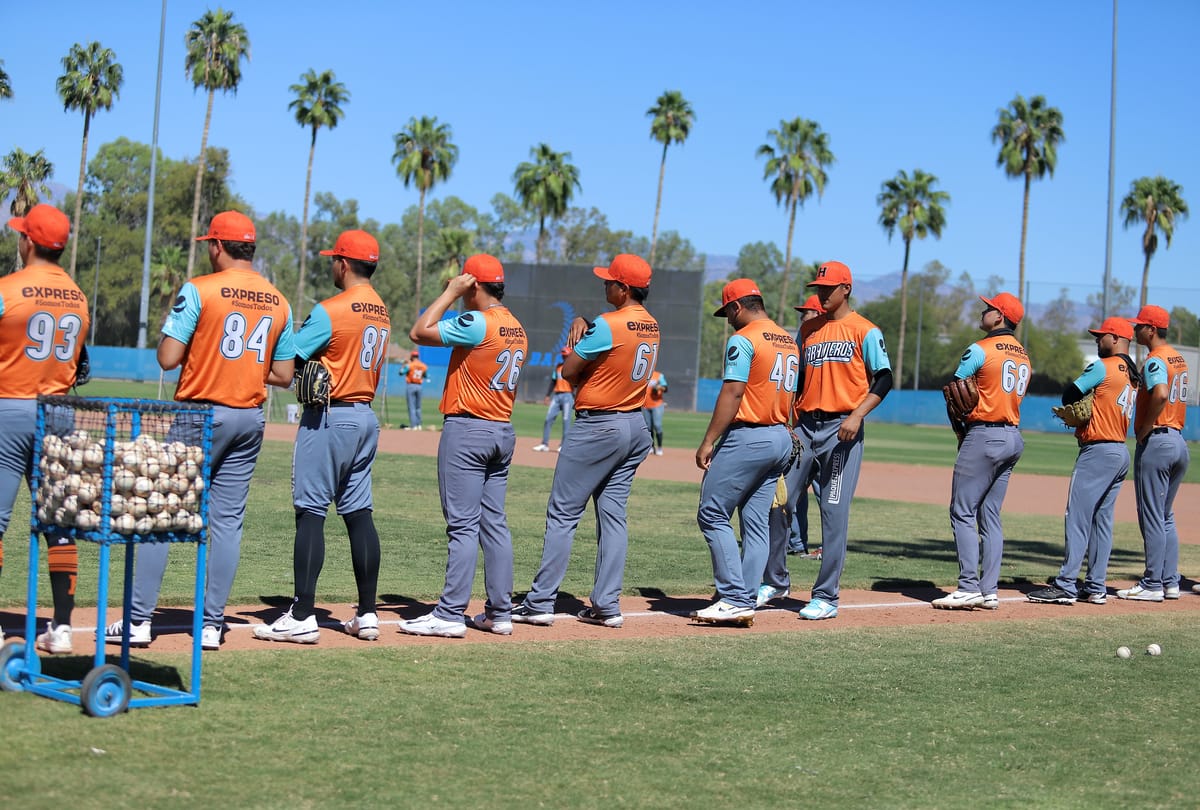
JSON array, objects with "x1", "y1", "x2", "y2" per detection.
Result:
[
  {"x1": 295, "y1": 360, "x2": 332, "y2": 407},
  {"x1": 1052, "y1": 391, "x2": 1094, "y2": 428},
  {"x1": 942, "y1": 376, "x2": 979, "y2": 422}
]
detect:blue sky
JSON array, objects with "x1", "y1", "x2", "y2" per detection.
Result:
[{"x1": 3, "y1": 0, "x2": 1197, "y2": 315}]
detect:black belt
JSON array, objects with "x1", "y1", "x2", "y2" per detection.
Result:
[
  {"x1": 1150, "y1": 426, "x2": 1178, "y2": 435},
  {"x1": 575, "y1": 409, "x2": 637, "y2": 418},
  {"x1": 729, "y1": 421, "x2": 777, "y2": 429},
  {"x1": 967, "y1": 421, "x2": 1014, "y2": 428},
  {"x1": 304, "y1": 399, "x2": 361, "y2": 409},
  {"x1": 806, "y1": 410, "x2": 849, "y2": 421},
  {"x1": 1079, "y1": 439, "x2": 1122, "y2": 447},
  {"x1": 185, "y1": 400, "x2": 261, "y2": 410}
]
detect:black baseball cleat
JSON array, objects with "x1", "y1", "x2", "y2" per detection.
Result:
[{"x1": 1027, "y1": 586, "x2": 1076, "y2": 605}]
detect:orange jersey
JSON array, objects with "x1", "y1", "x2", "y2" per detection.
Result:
[
  {"x1": 955, "y1": 331, "x2": 1030, "y2": 425},
  {"x1": 405, "y1": 359, "x2": 428, "y2": 384},
  {"x1": 796, "y1": 312, "x2": 890, "y2": 415},
  {"x1": 1074, "y1": 355, "x2": 1137, "y2": 443},
  {"x1": 164, "y1": 268, "x2": 295, "y2": 408},
  {"x1": 644, "y1": 371, "x2": 666, "y2": 407},
  {"x1": 438, "y1": 306, "x2": 528, "y2": 421},
  {"x1": 552, "y1": 363, "x2": 573, "y2": 394},
  {"x1": 573, "y1": 305, "x2": 661, "y2": 412},
  {"x1": 294, "y1": 285, "x2": 390, "y2": 402},
  {"x1": 1139, "y1": 344, "x2": 1188, "y2": 430},
  {"x1": 0, "y1": 264, "x2": 90, "y2": 398},
  {"x1": 723, "y1": 320, "x2": 798, "y2": 425}
]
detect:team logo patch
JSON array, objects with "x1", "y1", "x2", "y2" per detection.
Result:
[
  {"x1": 726, "y1": 346, "x2": 739, "y2": 362},
  {"x1": 961, "y1": 350, "x2": 971, "y2": 361},
  {"x1": 583, "y1": 324, "x2": 597, "y2": 337},
  {"x1": 457, "y1": 313, "x2": 476, "y2": 328},
  {"x1": 172, "y1": 295, "x2": 187, "y2": 313}
]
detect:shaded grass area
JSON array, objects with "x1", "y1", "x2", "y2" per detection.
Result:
[
  {"x1": 1, "y1": 614, "x2": 1196, "y2": 807},
  {"x1": 3, "y1": 444, "x2": 1195, "y2": 614}
]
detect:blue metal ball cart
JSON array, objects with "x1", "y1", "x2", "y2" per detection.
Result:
[{"x1": 0, "y1": 396, "x2": 213, "y2": 717}]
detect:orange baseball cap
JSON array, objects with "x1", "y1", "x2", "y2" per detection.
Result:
[
  {"x1": 807, "y1": 260, "x2": 853, "y2": 287},
  {"x1": 794, "y1": 294, "x2": 825, "y2": 313},
  {"x1": 1130, "y1": 305, "x2": 1169, "y2": 330},
  {"x1": 196, "y1": 210, "x2": 256, "y2": 243},
  {"x1": 714, "y1": 278, "x2": 763, "y2": 316},
  {"x1": 1088, "y1": 316, "x2": 1134, "y2": 341},
  {"x1": 463, "y1": 254, "x2": 504, "y2": 283},
  {"x1": 594, "y1": 254, "x2": 652, "y2": 287},
  {"x1": 320, "y1": 229, "x2": 379, "y2": 262},
  {"x1": 7, "y1": 204, "x2": 70, "y2": 250},
  {"x1": 979, "y1": 292, "x2": 1024, "y2": 325},
  {"x1": 410, "y1": 349, "x2": 419, "y2": 357}
]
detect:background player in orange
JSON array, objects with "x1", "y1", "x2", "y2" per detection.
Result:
[
  {"x1": 0, "y1": 205, "x2": 89, "y2": 652},
  {"x1": 1121, "y1": 305, "x2": 1190, "y2": 602},
  {"x1": 642, "y1": 369, "x2": 668, "y2": 456},
  {"x1": 534, "y1": 347, "x2": 574, "y2": 452},
  {"x1": 793, "y1": 262, "x2": 892, "y2": 620},
  {"x1": 933, "y1": 292, "x2": 1029, "y2": 610},
  {"x1": 402, "y1": 349, "x2": 428, "y2": 430},
  {"x1": 400, "y1": 254, "x2": 528, "y2": 637},
  {"x1": 1028, "y1": 317, "x2": 1138, "y2": 605},
  {"x1": 692, "y1": 279, "x2": 797, "y2": 625},
  {"x1": 513, "y1": 254, "x2": 658, "y2": 628},
  {"x1": 254, "y1": 230, "x2": 390, "y2": 643},
  {"x1": 111, "y1": 211, "x2": 295, "y2": 649}
]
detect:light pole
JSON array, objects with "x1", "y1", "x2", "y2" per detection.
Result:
[
  {"x1": 137, "y1": 0, "x2": 168, "y2": 353},
  {"x1": 913, "y1": 281, "x2": 924, "y2": 391},
  {"x1": 1101, "y1": 0, "x2": 1118, "y2": 319}
]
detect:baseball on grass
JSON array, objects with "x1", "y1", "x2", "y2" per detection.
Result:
[
  {"x1": 1116, "y1": 646, "x2": 1132, "y2": 659},
  {"x1": 1147, "y1": 643, "x2": 1162, "y2": 656}
]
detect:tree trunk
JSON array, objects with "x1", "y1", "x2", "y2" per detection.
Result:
[
  {"x1": 776, "y1": 191, "x2": 798, "y2": 323},
  {"x1": 1139, "y1": 215, "x2": 1156, "y2": 311},
  {"x1": 1017, "y1": 169, "x2": 1031, "y2": 341},
  {"x1": 413, "y1": 185, "x2": 426, "y2": 322},
  {"x1": 186, "y1": 88, "x2": 216, "y2": 280},
  {"x1": 536, "y1": 214, "x2": 546, "y2": 265},
  {"x1": 649, "y1": 141, "x2": 668, "y2": 267},
  {"x1": 1139, "y1": 249, "x2": 1152, "y2": 312},
  {"x1": 68, "y1": 112, "x2": 91, "y2": 280},
  {"x1": 296, "y1": 128, "x2": 316, "y2": 324},
  {"x1": 895, "y1": 237, "x2": 912, "y2": 387}
]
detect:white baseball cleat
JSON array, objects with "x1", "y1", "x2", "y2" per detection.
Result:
[
  {"x1": 343, "y1": 612, "x2": 379, "y2": 641},
  {"x1": 531, "y1": 443, "x2": 550, "y2": 452},
  {"x1": 932, "y1": 590, "x2": 985, "y2": 610},
  {"x1": 399, "y1": 613, "x2": 466, "y2": 638},
  {"x1": 692, "y1": 600, "x2": 755, "y2": 625}
]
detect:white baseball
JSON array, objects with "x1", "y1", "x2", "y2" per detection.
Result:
[
  {"x1": 42, "y1": 437, "x2": 62, "y2": 461},
  {"x1": 186, "y1": 445, "x2": 203, "y2": 464},
  {"x1": 110, "y1": 493, "x2": 127, "y2": 516},
  {"x1": 153, "y1": 511, "x2": 172, "y2": 531},
  {"x1": 76, "y1": 510, "x2": 100, "y2": 531},
  {"x1": 121, "y1": 451, "x2": 141, "y2": 468},
  {"x1": 192, "y1": 476, "x2": 205, "y2": 494},
  {"x1": 133, "y1": 476, "x2": 153, "y2": 497},
  {"x1": 84, "y1": 446, "x2": 104, "y2": 469},
  {"x1": 134, "y1": 515, "x2": 155, "y2": 535},
  {"x1": 181, "y1": 459, "x2": 200, "y2": 480},
  {"x1": 160, "y1": 450, "x2": 178, "y2": 470},
  {"x1": 67, "y1": 449, "x2": 85, "y2": 471},
  {"x1": 169, "y1": 474, "x2": 189, "y2": 494},
  {"x1": 139, "y1": 459, "x2": 161, "y2": 479},
  {"x1": 182, "y1": 490, "x2": 198, "y2": 510},
  {"x1": 186, "y1": 513, "x2": 203, "y2": 534},
  {"x1": 1147, "y1": 643, "x2": 1162, "y2": 656},
  {"x1": 77, "y1": 482, "x2": 97, "y2": 505},
  {"x1": 172, "y1": 509, "x2": 191, "y2": 530},
  {"x1": 49, "y1": 460, "x2": 67, "y2": 479},
  {"x1": 114, "y1": 513, "x2": 136, "y2": 534},
  {"x1": 165, "y1": 492, "x2": 180, "y2": 511},
  {"x1": 67, "y1": 430, "x2": 89, "y2": 450},
  {"x1": 36, "y1": 506, "x2": 50, "y2": 524},
  {"x1": 64, "y1": 473, "x2": 83, "y2": 493},
  {"x1": 130, "y1": 496, "x2": 148, "y2": 518},
  {"x1": 147, "y1": 491, "x2": 166, "y2": 512},
  {"x1": 156, "y1": 472, "x2": 172, "y2": 493},
  {"x1": 113, "y1": 468, "x2": 136, "y2": 493},
  {"x1": 1116, "y1": 646, "x2": 1132, "y2": 659},
  {"x1": 53, "y1": 507, "x2": 70, "y2": 527}
]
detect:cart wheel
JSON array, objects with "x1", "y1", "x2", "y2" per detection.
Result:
[
  {"x1": 0, "y1": 637, "x2": 38, "y2": 692},
  {"x1": 80, "y1": 664, "x2": 132, "y2": 717}
]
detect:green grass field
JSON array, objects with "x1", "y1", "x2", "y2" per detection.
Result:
[{"x1": 3, "y1": 385, "x2": 1197, "y2": 806}]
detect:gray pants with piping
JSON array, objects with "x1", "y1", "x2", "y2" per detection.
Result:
[
  {"x1": 1053, "y1": 441, "x2": 1128, "y2": 596},
  {"x1": 949, "y1": 424, "x2": 1023, "y2": 595}
]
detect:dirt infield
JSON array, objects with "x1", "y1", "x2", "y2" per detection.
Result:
[{"x1": 10, "y1": 425, "x2": 1197, "y2": 653}]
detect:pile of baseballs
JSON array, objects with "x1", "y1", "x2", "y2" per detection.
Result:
[{"x1": 36, "y1": 430, "x2": 206, "y2": 536}]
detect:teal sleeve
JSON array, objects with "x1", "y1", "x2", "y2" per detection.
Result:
[
  {"x1": 862, "y1": 327, "x2": 891, "y2": 374},
  {"x1": 1072, "y1": 361, "x2": 1106, "y2": 393},
  {"x1": 293, "y1": 304, "x2": 332, "y2": 361},
  {"x1": 1143, "y1": 357, "x2": 1168, "y2": 388},
  {"x1": 722, "y1": 335, "x2": 754, "y2": 382},
  {"x1": 161, "y1": 283, "x2": 202, "y2": 344},
  {"x1": 437, "y1": 310, "x2": 488, "y2": 347},
  {"x1": 573, "y1": 317, "x2": 615, "y2": 360},
  {"x1": 954, "y1": 344, "x2": 986, "y2": 378},
  {"x1": 272, "y1": 309, "x2": 296, "y2": 361}
]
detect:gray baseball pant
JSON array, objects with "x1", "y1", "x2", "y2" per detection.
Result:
[
  {"x1": 293, "y1": 403, "x2": 379, "y2": 516},
  {"x1": 432, "y1": 416, "x2": 516, "y2": 623},
  {"x1": 1134, "y1": 429, "x2": 1189, "y2": 591},
  {"x1": 542, "y1": 392, "x2": 574, "y2": 444},
  {"x1": 523, "y1": 411, "x2": 650, "y2": 617},
  {"x1": 1054, "y1": 441, "x2": 1129, "y2": 596},
  {"x1": 697, "y1": 424, "x2": 792, "y2": 608},
  {"x1": 763, "y1": 453, "x2": 807, "y2": 590},
  {"x1": 406, "y1": 383, "x2": 423, "y2": 428},
  {"x1": 132, "y1": 405, "x2": 265, "y2": 628},
  {"x1": 795, "y1": 413, "x2": 866, "y2": 605},
  {"x1": 949, "y1": 424, "x2": 1023, "y2": 595}
]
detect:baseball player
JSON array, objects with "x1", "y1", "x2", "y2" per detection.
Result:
[
  {"x1": 642, "y1": 369, "x2": 668, "y2": 456},
  {"x1": 933, "y1": 292, "x2": 1029, "y2": 610},
  {"x1": 513, "y1": 254, "x2": 658, "y2": 629},
  {"x1": 692, "y1": 279, "x2": 797, "y2": 625},
  {"x1": 533, "y1": 348, "x2": 573, "y2": 452},
  {"x1": 107, "y1": 211, "x2": 295, "y2": 650},
  {"x1": 758, "y1": 294, "x2": 825, "y2": 607},
  {"x1": 254, "y1": 230, "x2": 389, "y2": 644},
  {"x1": 1028, "y1": 317, "x2": 1138, "y2": 605},
  {"x1": 0, "y1": 205, "x2": 89, "y2": 653},
  {"x1": 793, "y1": 262, "x2": 892, "y2": 620},
  {"x1": 1119, "y1": 305, "x2": 1190, "y2": 602},
  {"x1": 401, "y1": 349, "x2": 428, "y2": 429},
  {"x1": 399, "y1": 254, "x2": 528, "y2": 638}
]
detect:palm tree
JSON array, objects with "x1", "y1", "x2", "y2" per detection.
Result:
[
  {"x1": 992, "y1": 94, "x2": 1064, "y2": 322},
  {"x1": 757, "y1": 118, "x2": 834, "y2": 321},
  {"x1": 0, "y1": 148, "x2": 54, "y2": 216},
  {"x1": 289, "y1": 68, "x2": 349, "y2": 322},
  {"x1": 392, "y1": 116, "x2": 458, "y2": 320},
  {"x1": 184, "y1": 8, "x2": 250, "y2": 279},
  {"x1": 512, "y1": 143, "x2": 581, "y2": 265},
  {"x1": 1121, "y1": 176, "x2": 1189, "y2": 310},
  {"x1": 434, "y1": 227, "x2": 475, "y2": 287},
  {"x1": 646, "y1": 90, "x2": 695, "y2": 267},
  {"x1": 56, "y1": 41, "x2": 123, "y2": 279},
  {"x1": 877, "y1": 169, "x2": 950, "y2": 386},
  {"x1": 150, "y1": 245, "x2": 186, "y2": 332},
  {"x1": 0, "y1": 60, "x2": 12, "y2": 100}
]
